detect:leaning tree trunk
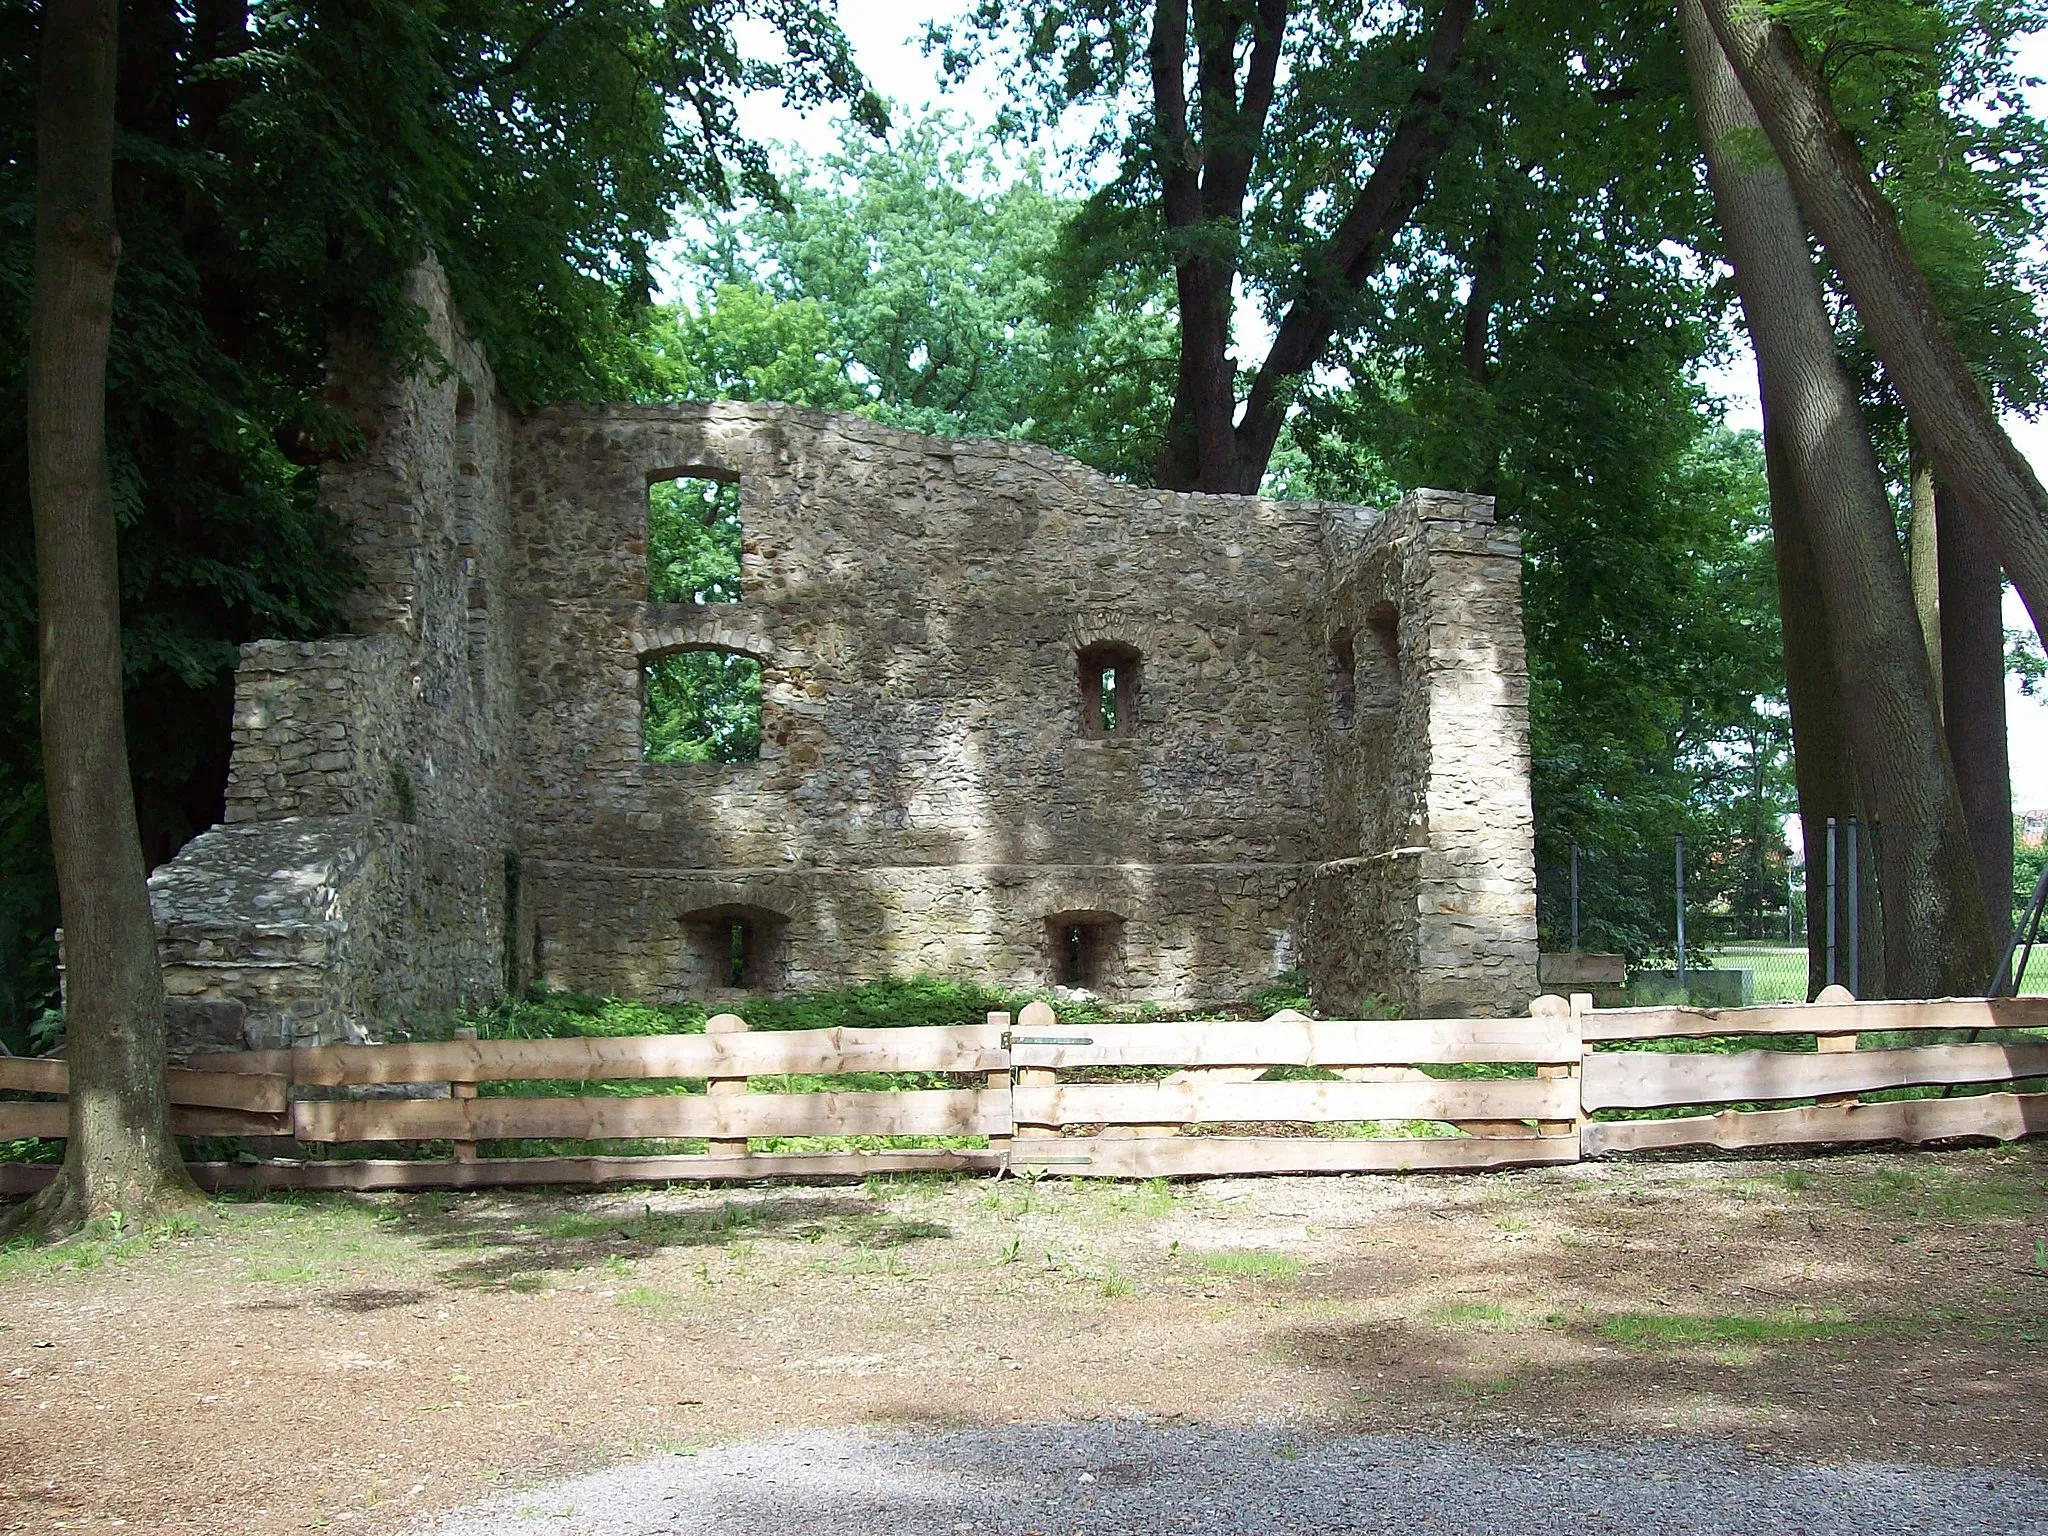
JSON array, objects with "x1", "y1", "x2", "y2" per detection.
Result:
[
  {"x1": 1678, "y1": 0, "x2": 1994, "y2": 997},
  {"x1": 1698, "y1": 0, "x2": 2048, "y2": 650},
  {"x1": 1764, "y1": 422, "x2": 1861, "y2": 1000},
  {"x1": 1935, "y1": 479, "x2": 2014, "y2": 953},
  {"x1": 11, "y1": 0, "x2": 196, "y2": 1238}
]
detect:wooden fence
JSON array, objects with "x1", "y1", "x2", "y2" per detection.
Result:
[
  {"x1": 1580, "y1": 990, "x2": 2048, "y2": 1155},
  {"x1": 5, "y1": 992, "x2": 2048, "y2": 1193}
]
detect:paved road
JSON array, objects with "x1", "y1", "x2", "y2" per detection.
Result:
[{"x1": 407, "y1": 1421, "x2": 2048, "y2": 1535}]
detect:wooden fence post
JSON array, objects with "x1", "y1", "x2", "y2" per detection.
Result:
[
  {"x1": 1567, "y1": 992, "x2": 1594, "y2": 1147},
  {"x1": 1014, "y1": 999, "x2": 1057, "y2": 1140},
  {"x1": 450, "y1": 1026, "x2": 478, "y2": 1162},
  {"x1": 706, "y1": 1011, "x2": 749, "y2": 1159},
  {"x1": 986, "y1": 1011, "x2": 1013, "y2": 1163},
  {"x1": 1531, "y1": 993, "x2": 1578, "y2": 1141},
  {"x1": 1814, "y1": 982, "x2": 1860, "y2": 1109}
]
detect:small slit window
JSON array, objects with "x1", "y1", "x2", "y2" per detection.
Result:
[
  {"x1": 644, "y1": 647, "x2": 762, "y2": 763},
  {"x1": 1078, "y1": 642, "x2": 1141, "y2": 739},
  {"x1": 649, "y1": 471, "x2": 740, "y2": 604},
  {"x1": 1360, "y1": 601, "x2": 1401, "y2": 717},
  {"x1": 1330, "y1": 629, "x2": 1356, "y2": 731}
]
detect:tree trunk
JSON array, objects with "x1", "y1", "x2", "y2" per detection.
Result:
[
  {"x1": 1764, "y1": 421, "x2": 1858, "y2": 1000},
  {"x1": 9, "y1": 0, "x2": 196, "y2": 1239},
  {"x1": 1678, "y1": 0, "x2": 1994, "y2": 997},
  {"x1": 1698, "y1": 0, "x2": 2048, "y2": 651},
  {"x1": 1147, "y1": 0, "x2": 1476, "y2": 493},
  {"x1": 1936, "y1": 478, "x2": 2014, "y2": 952}
]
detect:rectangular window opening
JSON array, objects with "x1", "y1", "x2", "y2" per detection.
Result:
[
  {"x1": 644, "y1": 650, "x2": 762, "y2": 763},
  {"x1": 1079, "y1": 644, "x2": 1141, "y2": 739},
  {"x1": 649, "y1": 474, "x2": 740, "y2": 605}
]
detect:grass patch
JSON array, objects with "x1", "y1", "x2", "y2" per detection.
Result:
[
  {"x1": 1198, "y1": 1249, "x2": 1303, "y2": 1281},
  {"x1": 1844, "y1": 1164, "x2": 2045, "y2": 1222},
  {"x1": 1594, "y1": 1307, "x2": 1852, "y2": 1349},
  {"x1": 1433, "y1": 1299, "x2": 1518, "y2": 1329},
  {"x1": 616, "y1": 1285, "x2": 688, "y2": 1316}
]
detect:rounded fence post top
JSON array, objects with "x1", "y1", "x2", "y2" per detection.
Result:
[
  {"x1": 1529, "y1": 993, "x2": 1570, "y2": 1017},
  {"x1": 1017, "y1": 998, "x2": 1057, "y2": 1031},
  {"x1": 1814, "y1": 984, "x2": 1856, "y2": 1005},
  {"x1": 705, "y1": 1011, "x2": 749, "y2": 1034}
]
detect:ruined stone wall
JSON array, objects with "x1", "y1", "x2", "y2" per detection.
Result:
[
  {"x1": 149, "y1": 264, "x2": 518, "y2": 1048},
  {"x1": 1303, "y1": 492, "x2": 1539, "y2": 1017},
  {"x1": 148, "y1": 274, "x2": 1539, "y2": 1038},
  {"x1": 511, "y1": 404, "x2": 1336, "y2": 1003}
]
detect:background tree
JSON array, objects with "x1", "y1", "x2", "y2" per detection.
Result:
[
  {"x1": 0, "y1": 0, "x2": 878, "y2": 1060},
  {"x1": 1679, "y1": 0, "x2": 1994, "y2": 997},
  {"x1": 934, "y1": 0, "x2": 1501, "y2": 493},
  {"x1": 1699, "y1": 0, "x2": 2048, "y2": 651},
  {"x1": 13, "y1": 0, "x2": 198, "y2": 1232},
  {"x1": 673, "y1": 116, "x2": 1178, "y2": 477}
]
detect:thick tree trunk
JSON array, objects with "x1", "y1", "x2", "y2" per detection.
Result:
[
  {"x1": 1225, "y1": 0, "x2": 1477, "y2": 493},
  {"x1": 1678, "y1": 0, "x2": 1994, "y2": 997},
  {"x1": 9, "y1": 0, "x2": 196, "y2": 1238},
  {"x1": 1764, "y1": 422, "x2": 1859, "y2": 1000},
  {"x1": 1936, "y1": 479, "x2": 2014, "y2": 951},
  {"x1": 1698, "y1": 0, "x2": 2048, "y2": 650}
]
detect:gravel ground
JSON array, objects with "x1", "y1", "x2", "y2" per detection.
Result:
[{"x1": 408, "y1": 1421, "x2": 2048, "y2": 1535}]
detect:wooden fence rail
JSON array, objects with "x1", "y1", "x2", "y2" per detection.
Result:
[
  {"x1": 1578, "y1": 987, "x2": 2048, "y2": 1156},
  {"x1": 6, "y1": 990, "x2": 2048, "y2": 1193}
]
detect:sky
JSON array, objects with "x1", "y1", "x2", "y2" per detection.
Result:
[{"x1": 717, "y1": 7, "x2": 2048, "y2": 807}]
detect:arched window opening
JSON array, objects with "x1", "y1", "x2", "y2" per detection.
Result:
[
  {"x1": 682, "y1": 904, "x2": 787, "y2": 992},
  {"x1": 1358, "y1": 601, "x2": 1401, "y2": 718},
  {"x1": 1329, "y1": 629, "x2": 1357, "y2": 731},
  {"x1": 1078, "y1": 643, "x2": 1141, "y2": 739},
  {"x1": 644, "y1": 647, "x2": 762, "y2": 763},
  {"x1": 1045, "y1": 910, "x2": 1127, "y2": 993},
  {"x1": 649, "y1": 470, "x2": 741, "y2": 605}
]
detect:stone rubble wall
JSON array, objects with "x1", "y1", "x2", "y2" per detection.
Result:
[
  {"x1": 145, "y1": 266, "x2": 1538, "y2": 1042},
  {"x1": 147, "y1": 263, "x2": 517, "y2": 1049},
  {"x1": 1301, "y1": 491, "x2": 1537, "y2": 1018}
]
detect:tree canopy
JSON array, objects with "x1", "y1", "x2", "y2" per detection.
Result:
[{"x1": 0, "y1": 0, "x2": 877, "y2": 1052}]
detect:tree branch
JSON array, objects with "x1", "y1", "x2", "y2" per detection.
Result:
[{"x1": 1231, "y1": 0, "x2": 1479, "y2": 490}]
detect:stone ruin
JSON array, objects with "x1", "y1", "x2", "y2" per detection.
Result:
[{"x1": 148, "y1": 266, "x2": 1538, "y2": 1052}]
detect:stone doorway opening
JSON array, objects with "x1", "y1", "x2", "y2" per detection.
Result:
[{"x1": 1045, "y1": 910, "x2": 1127, "y2": 993}]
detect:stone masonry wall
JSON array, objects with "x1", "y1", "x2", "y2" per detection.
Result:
[
  {"x1": 510, "y1": 403, "x2": 1337, "y2": 1004},
  {"x1": 147, "y1": 268, "x2": 1538, "y2": 1039},
  {"x1": 509, "y1": 403, "x2": 1536, "y2": 1014},
  {"x1": 149, "y1": 264, "x2": 518, "y2": 1048}
]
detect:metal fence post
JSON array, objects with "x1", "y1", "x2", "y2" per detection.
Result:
[
  {"x1": 1675, "y1": 835, "x2": 1687, "y2": 987},
  {"x1": 1825, "y1": 816, "x2": 1838, "y2": 989},
  {"x1": 1846, "y1": 815, "x2": 1860, "y2": 999}
]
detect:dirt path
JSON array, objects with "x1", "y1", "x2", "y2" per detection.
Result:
[{"x1": 3, "y1": 1145, "x2": 2045, "y2": 1534}]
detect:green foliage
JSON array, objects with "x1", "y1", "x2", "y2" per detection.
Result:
[
  {"x1": 666, "y1": 115, "x2": 1178, "y2": 481},
  {"x1": 0, "y1": 3, "x2": 874, "y2": 1049},
  {"x1": 643, "y1": 652, "x2": 762, "y2": 763},
  {"x1": 649, "y1": 479, "x2": 742, "y2": 606},
  {"x1": 471, "y1": 973, "x2": 1289, "y2": 1047}
]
